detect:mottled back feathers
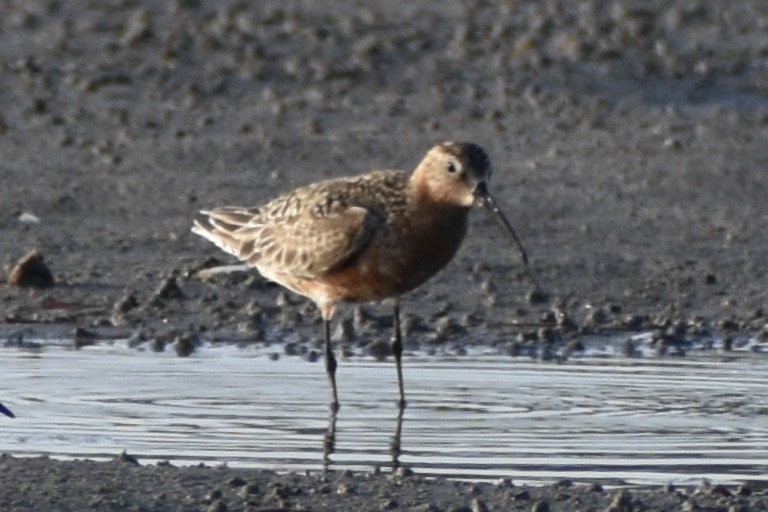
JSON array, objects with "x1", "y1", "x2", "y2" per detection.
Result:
[{"x1": 192, "y1": 170, "x2": 409, "y2": 278}]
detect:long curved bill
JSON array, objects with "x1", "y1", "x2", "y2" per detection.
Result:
[
  {"x1": 0, "y1": 402, "x2": 14, "y2": 418},
  {"x1": 474, "y1": 184, "x2": 544, "y2": 290},
  {"x1": 475, "y1": 183, "x2": 530, "y2": 269}
]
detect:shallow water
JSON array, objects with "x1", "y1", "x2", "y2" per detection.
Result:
[{"x1": 1, "y1": 341, "x2": 767, "y2": 486}]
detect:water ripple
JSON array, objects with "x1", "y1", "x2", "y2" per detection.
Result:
[{"x1": 1, "y1": 343, "x2": 767, "y2": 485}]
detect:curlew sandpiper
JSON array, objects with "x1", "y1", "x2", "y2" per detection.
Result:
[{"x1": 192, "y1": 141, "x2": 531, "y2": 411}]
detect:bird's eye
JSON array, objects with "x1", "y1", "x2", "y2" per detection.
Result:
[{"x1": 446, "y1": 161, "x2": 458, "y2": 173}]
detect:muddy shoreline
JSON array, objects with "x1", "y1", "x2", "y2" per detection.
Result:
[
  {"x1": 1, "y1": 0, "x2": 767, "y2": 510},
  {"x1": 2, "y1": 454, "x2": 767, "y2": 512},
  {"x1": 1, "y1": 1, "x2": 766, "y2": 350}
]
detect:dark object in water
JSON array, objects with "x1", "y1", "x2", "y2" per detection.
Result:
[{"x1": 0, "y1": 402, "x2": 14, "y2": 418}]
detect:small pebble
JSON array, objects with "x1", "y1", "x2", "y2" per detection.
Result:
[
  {"x1": 393, "y1": 467, "x2": 413, "y2": 478},
  {"x1": 226, "y1": 477, "x2": 245, "y2": 487},
  {"x1": 117, "y1": 451, "x2": 139, "y2": 465},
  {"x1": 237, "y1": 483, "x2": 259, "y2": 499},
  {"x1": 114, "y1": 292, "x2": 139, "y2": 314},
  {"x1": 206, "y1": 499, "x2": 227, "y2": 512},
  {"x1": 512, "y1": 489, "x2": 530, "y2": 501},
  {"x1": 609, "y1": 489, "x2": 632, "y2": 509},
  {"x1": 526, "y1": 288, "x2": 549, "y2": 305},
  {"x1": 174, "y1": 332, "x2": 200, "y2": 357},
  {"x1": 153, "y1": 276, "x2": 185, "y2": 301},
  {"x1": 205, "y1": 489, "x2": 222, "y2": 501},
  {"x1": 73, "y1": 327, "x2": 98, "y2": 348}
]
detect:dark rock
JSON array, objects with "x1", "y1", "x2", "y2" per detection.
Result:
[
  {"x1": 154, "y1": 276, "x2": 185, "y2": 301},
  {"x1": 367, "y1": 339, "x2": 391, "y2": 361},
  {"x1": 206, "y1": 499, "x2": 227, "y2": 512},
  {"x1": 608, "y1": 489, "x2": 633, "y2": 510},
  {"x1": 204, "y1": 489, "x2": 222, "y2": 501},
  {"x1": 470, "y1": 498, "x2": 489, "y2": 512},
  {"x1": 174, "y1": 331, "x2": 201, "y2": 357},
  {"x1": 7, "y1": 250, "x2": 54, "y2": 288},
  {"x1": 128, "y1": 331, "x2": 149, "y2": 348},
  {"x1": 719, "y1": 318, "x2": 739, "y2": 331},
  {"x1": 512, "y1": 489, "x2": 530, "y2": 501},
  {"x1": 622, "y1": 314, "x2": 646, "y2": 330},
  {"x1": 395, "y1": 467, "x2": 414, "y2": 478},
  {"x1": 237, "y1": 483, "x2": 260, "y2": 499},
  {"x1": 117, "y1": 451, "x2": 139, "y2": 465},
  {"x1": 226, "y1": 477, "x2": 245, "y2": 487},
  {"x1": 555, "y1": 309, "x2": 578, "y2": 331},
  {"x1": 73, "y1": 327, "x2": 98, "y2": 348},
  {"x1": 585, "y1": 307, "x2": 610, "y2": 326},
  {"x1": 114, "y1": 292, "x2": 139, "y2": 314},
  {"x1": 526, "y1": 288, "x2": 549, "y2": 305}
]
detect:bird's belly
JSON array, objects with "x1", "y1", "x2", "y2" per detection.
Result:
[
  {"x1": 258, "y1": 209, "x2": 469, "y2": 306},
  {"x1": 317, "y1": 253, "x2": 425, "y2": 303},
  {"x1": 302, "y1": 225, "x2": 466, "y2": 303}
]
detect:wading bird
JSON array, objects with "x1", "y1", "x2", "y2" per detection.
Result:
[{"x1": 193, "y1": 142, "x2": 531, "y2": 411}]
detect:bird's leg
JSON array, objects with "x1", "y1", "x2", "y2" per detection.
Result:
[
  {"x1": 392, "y1": 301, "x2": 406, "y2": 409},
  {"x1": 324, "y1": 316, "x2": 340, "y2": 413},
  {"x1": 390, "y1": 402, "x2": 405, "y2": 470},
  {"x1": 323, "y1": 405, "x2": 338, "y2": 473}
]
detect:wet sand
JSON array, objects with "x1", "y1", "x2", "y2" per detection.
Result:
[{"x1": 1, "y1": 0, "x2": 767, "y2": 510}]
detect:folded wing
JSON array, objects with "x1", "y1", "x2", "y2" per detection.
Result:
[{"x1": 192, "y1": 194, "x2": 381, "y2": 278}]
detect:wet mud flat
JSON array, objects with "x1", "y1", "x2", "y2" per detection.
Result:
[
  {"x1": 1, "y1": 0, "x2": 767, "y2": 349},
  {"x1": 1, "y1": 454, "x2": 766, "y2": 512},
  {"x1": 1, "y1": 0, "x2": 768, "y2": 510}
]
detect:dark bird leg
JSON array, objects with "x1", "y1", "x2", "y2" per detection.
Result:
[
  {"x1": 390, "y1": 404, "x2": 404, "y2": 471},
  {"x1": 392, "y1": 301, "x2": 406, "y2": 409},
  {"x1": 323, "y1": 406, "x2": 338, "y2": 473},
  {"x1": 323, "y1": 316, "x2": 340, "y2": 413}
]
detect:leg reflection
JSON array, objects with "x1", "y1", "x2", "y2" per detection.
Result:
[
  {"x1": 390, "y1": 404, "x2": 405, "y2": 471},
  {"x1": 323, "y1": 407, "x2": 337, "y2": 473}
]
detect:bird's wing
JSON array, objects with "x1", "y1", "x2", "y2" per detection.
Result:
[{"x1": 192, "y1": 185, "x2": 382, "y2": 278}]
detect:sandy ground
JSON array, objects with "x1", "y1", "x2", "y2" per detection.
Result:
[{"x1": 1, "y1": 0, "x2": 767, "y2": 510}]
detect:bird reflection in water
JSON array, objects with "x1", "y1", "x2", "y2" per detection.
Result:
[{"x1": 323, "y1": 406, "x2": 405, "y2": 474}]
